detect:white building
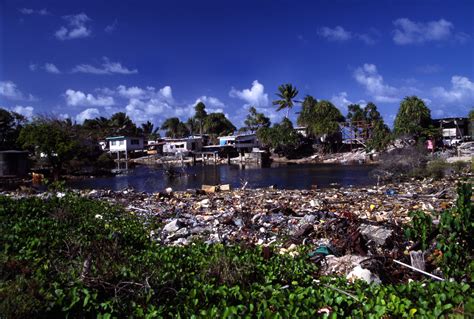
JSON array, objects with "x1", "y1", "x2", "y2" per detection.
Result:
[
  {"x1": 218, "y1": 133, "x2": 259, "y2": 152},
  {"x1": 106, "y1": 136, "x2": 144, "y2": 153},
  {"x1": 163, "y1": 137, "x2": 203, "y2": 155}
]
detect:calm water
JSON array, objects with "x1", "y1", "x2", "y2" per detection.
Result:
[{"x1": 67, "y1": 163, "x2": 376, "y2": 192}]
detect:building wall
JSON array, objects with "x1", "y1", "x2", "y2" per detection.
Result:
[{"x1": 109, "y1": 137, "x2": 144, "y2": 152}]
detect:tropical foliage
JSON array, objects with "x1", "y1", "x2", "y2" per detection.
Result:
[
  {"x1": 297, "y1": 98, "x2": 345, "y2": 140},
  {"x1": 203, "y1": 113, "x2": 236, "y2": 137},
  {"x1": 394, "y1": 96, "x2": 432, "y2": 138},
  {"x1": 242, "y1": 106, "x2": 271, "y2": 133},
  {"x1": 273, "y1": 84, "x2": 299, "y2": 118},
  {"x1": 0, "y1": 108, "x2": 26, "y2": 150},
  {"x1": 160, "y1": 117, "x2": 190, "y2": 138}
]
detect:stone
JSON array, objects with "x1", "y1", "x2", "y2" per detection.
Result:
[
  {"x1": 346, "y1": 266, "x2": 381, "y2": 284},
  {"x1": 163, "y1": 219, "x2": 181, "y2": 233},
  {"x1": 359, "y1": 224, "x2": 393, "y2": 246}
]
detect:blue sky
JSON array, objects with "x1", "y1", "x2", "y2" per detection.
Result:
[{"x1": 1, "y1": 0, "x2": 473, "y2": 128}]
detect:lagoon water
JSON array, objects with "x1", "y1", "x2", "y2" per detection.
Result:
[{"x1": 68, "y1": 163, "x2": 376, "y2": 192}]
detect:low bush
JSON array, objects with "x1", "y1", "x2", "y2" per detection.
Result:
[{"x1": 1, "y1": 192, "x2": 473, "y2": 318}]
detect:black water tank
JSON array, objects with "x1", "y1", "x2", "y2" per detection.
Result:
[{"x1": 0, "y1": 150, "x2": 29, "y2": 177}]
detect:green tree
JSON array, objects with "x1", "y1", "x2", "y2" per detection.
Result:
[
  {"x1": 161, "y1": 117, "x2": 189, "y2": 138},
  {"x1": 367, "y1": 120, "x2": 391, "y2": 151},
  {"x1": 273, "y1": 84, "x2": 299, "y2": 118},
  {"x1": 242, "y1": 106, "x2": 271, "y2": 133},
  {"x1": 203, "y1": 113, "x2": 236, "y2": 137},
  {"x1": 257, "y1": 118, "x2": 302, "y2": 157},
  {"x1": 346, "y1": 104, "x2": 366, "y2": 123},
  {"x1": 82, "y1": 116, "x2": 111, "y2": 140},
  {"x1": 141, "y1": 121, "x2": 160, "y2": 139},
  {"x1": 109, "y1": 112, "x2": 138, "y2": 136},
  {"x1": 298, "y1": 99, "x2": 345, "y2": 139},
  {"x1": 394, "y1": 96, "x2": 432, "y2": 138},
  {"x1": 185, "y1": 117, "x2": 198, "y2": 136},
  {"x1": 469, "y1": 109, "x2": 474, "y2": 121},
  {"x1": 18, "y1": 118, "x2": 81, "y2": 178},
  {"x1": 0, "y1": 108, "x2": 26, "y2": 150},
  {"x1": 297, "y1": 95, "x2": 317, "y2": 126},
  {"x1": 194, "y1": 102, "x2": 208, "y2": 136}
]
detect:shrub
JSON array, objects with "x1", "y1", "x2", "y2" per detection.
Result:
[{"x1": 426, "y1": 159, "x2": 451, "y2": 179}]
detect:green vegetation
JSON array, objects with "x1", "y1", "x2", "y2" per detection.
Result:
[
  {"x1": 0, "y1": 108, "x2": 26, "y2": 151},
  {"x1": 1, "y1": 187, "x2": 473, "y2": 318},
  {"x1": 436, "y1": 183, "x2": 473, "y2": 281},
  {"x1": 273, "y1": 83, "x2": 299, "y2": 118},
  {"x1": 160, "y1": 117, "x2": 190, "y2": 138},
  {"x1": 346, "y1": 102, "x2": 391, "y2": 151},
  {"x1": 404, "y1": 211, "x2": 433, "y2": 251},
  {"x1": 257, "y1": 118, "x2": 309, "y2": 158},
  {"x1": 297, "y1": 97, "x2": 345, "y2": 139},
  {"x1": 393, "y1": 96, "x2": 432, "y2": 139},
  {"x1": 241, "y1": 106, "x2": 271, "y2": 133}
]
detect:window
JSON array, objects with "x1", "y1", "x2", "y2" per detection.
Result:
[
  {"x1": 111, "y1": 141, "x2": 116, "y2": 146},
  {"x1": 131, "y1": 139, "x2": 140, "y2": 145},
  {"x1": 119, "y1": 140, "x2": 124, "y2": 146}
]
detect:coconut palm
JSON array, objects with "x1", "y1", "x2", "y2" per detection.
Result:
[
  {"x1": 161, "y1": 117, "x2": 189, "y2": 138},
  {"x1": 273, "y1": 84, "x2": 299, "y2": 118}
]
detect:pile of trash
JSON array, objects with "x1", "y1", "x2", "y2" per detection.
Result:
[{"x1": 72, "y1": 178, "x2": 459, "y2": 283}]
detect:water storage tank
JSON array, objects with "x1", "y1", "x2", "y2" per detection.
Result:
[{"x1": 0, "y1": 150, "x2": 29, "y2": 177}]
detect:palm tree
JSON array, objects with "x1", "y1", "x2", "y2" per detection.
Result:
[
  {"x1": 194, "y1": 102, "x2": 207, "y2": 136},
  {"x1": 273, "y1": 84, "x2": 299, "y2": 118},
  {"x1": 297, "y1": 95, "x2": 317, "y2": 127},
  {"x1": 161, "y1": 117, "x2": 189, "y2": 138}
]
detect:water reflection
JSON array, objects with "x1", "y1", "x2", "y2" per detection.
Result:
[{"x1": 68, "y1": 163, "x2": 376, "y2": 192}]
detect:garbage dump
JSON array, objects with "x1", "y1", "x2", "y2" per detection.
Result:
[{"x1": 2, "y1": 177, "x2": 468, "y2": 284}]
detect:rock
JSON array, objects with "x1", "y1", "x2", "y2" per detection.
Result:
[
  {"x1": 300, "y1": 214, "x2": 316, "y2": 224},
  {"x1": 359, "y1": 224, "x2": 393, "y2": 246},
  {"x1": 163, "y1": 219, "x2": 181, "y2": 233},
  {"x1": 292, "y1": 224, "x2": 314, "y2": 238},
  {"x1": 199, "y1": 199, "x2": 210, "y2": 208},
  {"x1": 233, "y1": 218, "x2": 244, "y2": 227},
  {"x1": 168, "y1": 227, "x2": 189, "y2": 240},
  {"x1": 346, "y1": 266, "x2": 381, "y2": 284},
  {"x1": 190, "y1": 226, "x2": 211, "y2": 235},
  {"x1": 172, "y1": 238, "x2": 189, "y2": 246}
]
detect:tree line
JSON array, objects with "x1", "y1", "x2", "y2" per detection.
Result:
[{"x1": 1, "y1": 83, "x2": 472, "y2": 175}]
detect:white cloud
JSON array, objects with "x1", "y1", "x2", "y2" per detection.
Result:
[
  {"x1": 392, "y1": 18, "x2": 468, "y2": 45},
  {"x1": 356, "y1": 33, "x2": 375, "y2": 45},
  {"x1": 19, "y1": 8, "x2": 50, "y2": 15},
  {"x1": 115, "y1": 85, "x2": 173, "y2": 103},
  {"x1": 72, "y1": 57, "x2": 138, "y2": 75},
  {"x1": 12, "y1": 106, "x2": 34, "y2": 118},
  {"x1": 0, "y1": 81, "x2": 35, "y2": 101},
  {"x1": 318, "y1": 26, "x2": 378, "y2": 44},
  {"x1": 105, "y1": 19, "x2": 118, "y2": 33},
  {"x1": 44, "y1": 63, "x2": 61, "y2": 74},
  {"x1": 65, "y1": 89, "x2": 114, "y2": 107},
  {"x1": 432, "y1": 75, "x2": 474, "y2": 104},
  {"x1": 229, "y1": 80, "x2": 269, "y2": 107},
  {"x1": 416, "y1": 64, "x2": 442, "y2": 74},
  {"x1": 29, "y1": 63, "x2": 38, "y2": 71},
  {"x1": 193, "y1": 96, "x2": 225, "y2": 113},
  {"x1": 330, "y1": 92, "x2": 354, "y2": 112},
  {"x1": 75, "y1": 108, "x2": 100, "y2": 123},
  {"x1": 318, "y1": 26, "x2": 351, "y2": 41},
  {"x1": 353, "y1": 64, "x2": 399, "y2": 103},
  {"x1": 55, "y1": 13, "x2": 91, "y2": 40}
]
